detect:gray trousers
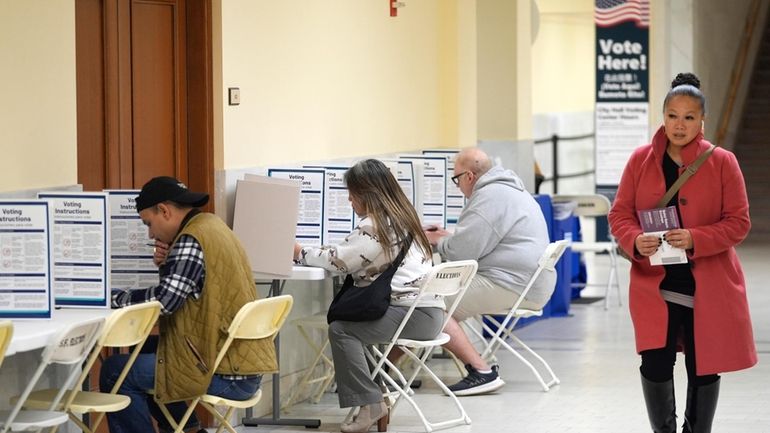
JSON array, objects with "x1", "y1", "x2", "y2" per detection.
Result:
[{"x1": 328, "y1": 306, "x2": 445, "y2": 408}]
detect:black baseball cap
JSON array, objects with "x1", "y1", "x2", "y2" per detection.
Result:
[{"x1": 135, "y1": 176, "x2": 209, "y2": 212}]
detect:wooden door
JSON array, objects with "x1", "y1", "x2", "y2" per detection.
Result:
[
  {"x1": 76, "y1": 1, "x2": 215, "y2": 430},
  {"x1": 76, "y1": 0, "x2": 213, "y2": 210}
]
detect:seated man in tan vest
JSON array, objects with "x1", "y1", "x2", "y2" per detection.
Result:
[{"x1": 101, "y1": 176, "x2": 277, "y2": 433}]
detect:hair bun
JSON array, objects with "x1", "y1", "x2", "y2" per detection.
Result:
[{"x1": 671, "y1": 72, "x2": 700, "y2": 89}]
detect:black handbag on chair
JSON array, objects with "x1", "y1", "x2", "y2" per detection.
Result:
[{"x1": 326, "y1": 241, "x2": 410, "y2": 324}]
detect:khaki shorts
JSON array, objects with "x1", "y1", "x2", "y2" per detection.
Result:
[{"x1": 445, "y1": 273, "x2": 542, "y2": 322}]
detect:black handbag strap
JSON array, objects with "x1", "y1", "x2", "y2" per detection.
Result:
[
  {"x1": 341, "y1": 236, "x2": 412, "y2": 286},
  {"x1": 656, "y1": 144, "x2": 715, "y2": 208},
  {"x1": 392, "y1": 238, "x2": 411, "y2": 266}
]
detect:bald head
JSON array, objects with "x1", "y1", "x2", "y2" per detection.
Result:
[{"x1": 455, "y1": 147, "x2": 493, "y2": 176}]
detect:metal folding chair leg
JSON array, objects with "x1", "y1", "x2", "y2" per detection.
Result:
[
  {"x1": 604, "y1": 247, "x2": 622, "y2": 310},
  {"x1": 479, "y1": 315, "x2": 559, "y2": 392},
  {"x1": 283, "y1": 317, "x2": 335, "y2": 409},
  {"x1": 157, "y1": 397, "x2": 200, "y2": 433},
  {"x1": 199, "y1": 401, "x2": 237, "y2": 433},
  {"x1": 362, "y1": 343, "x2": 471, "y2": 433}
]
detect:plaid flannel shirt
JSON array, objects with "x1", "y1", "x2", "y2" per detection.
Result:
[
  {"x1": 112, "y1": 230, "x2": 257, "y2": 381},
  {"x1": 111, "y1": 234, "x2": 205, "y2": 315}
]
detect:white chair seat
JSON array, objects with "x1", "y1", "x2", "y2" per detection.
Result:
[
  {"x1": 397, "y1": 332, "x2": 450, "y2": 348},
  {"x1": 513, "y1": 309, "x2": 543, "y2": 319},
  {"x1": 485, "y1": 309, "x2": 543, "y2": 319},
  {"x1": 15, "y1": 389, "x2": 130, "y2": 414},
  {"x1": 569, "y1": 241, "x2": 613, "y2": 253},
  {"x1": 201, "y1": 389, "x2": 262, "y2": 409},
  {"x1": 0, "y1": 408, "x2": 70, "y2": 430}
]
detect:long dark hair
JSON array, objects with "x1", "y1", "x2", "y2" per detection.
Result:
[{"x1": 344, "y1": 159, "x2": 432, "y2": 261}]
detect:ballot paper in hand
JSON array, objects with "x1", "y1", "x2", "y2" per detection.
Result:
[{"x1": 637, "y1": 206, "x2": 688, "y2": 266}]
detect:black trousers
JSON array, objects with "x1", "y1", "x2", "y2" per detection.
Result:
[{"x1": 640, "y1": 301, "x2": 719, "y2": 387}]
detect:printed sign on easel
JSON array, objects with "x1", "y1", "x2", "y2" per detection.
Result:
[
  {"x1": 268, "y1": 168, "x2": 326, "y2": 247},
  {"x1": 106, "y1": 190, "x2": 158, "y2": 291},
  {"x1": 305, "y1": 166, "x2": 354, "y2": 245},
  {"x1": 38, "y1": 192, "x2": 110, "y2": 308},
  {"x1": 423, "y1": 149, "x2": 464, "y2": 230},
  {"x1": 399, "y1": 155, "x2": 447, "y2": 228},
  {"x1": 0, "y1": 200, "x2": 52, "y2": 319}
]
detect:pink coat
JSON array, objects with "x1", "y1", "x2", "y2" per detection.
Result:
[{"x1": 609, "y1": 126, "x2": 757, "y2": 375}]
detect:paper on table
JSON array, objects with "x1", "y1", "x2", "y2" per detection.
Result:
[{"x1": 637, "y1": 206, "x2": 687, "y2": 266}]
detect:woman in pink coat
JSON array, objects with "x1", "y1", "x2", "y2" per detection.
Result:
[{"x1": 609, "y1": 73, "x2": 756, "y2": 433}]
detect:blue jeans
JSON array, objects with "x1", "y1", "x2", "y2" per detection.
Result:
[{"x1": 100, "y1": 353, "x2": 261, "y2": 433}]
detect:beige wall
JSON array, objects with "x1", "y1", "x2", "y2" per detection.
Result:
[
  {"x1": 0, "y1": 0, "x2": 77, "y2": 193},
  {"x1": 218, "y1": 0, "x2": 462, "y2": 171},
  {"x1": 456, "y1": 0, "x2": 478, "y2": 148},
  {"x1": 695, "y1": 0, "x2": 759, "y2": 145},
  {"x1": 532, "y1": 0, "x2": 595, "y2": 114}
]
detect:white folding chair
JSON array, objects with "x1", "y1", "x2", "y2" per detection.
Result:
[
  {"x1": 0, "y1": 317, "x2": 104, "y2": 433},
  {"x1": 157, "y1": 295, "x2": 294, "y2": 433},
  {"x1": 16, "y1": 302, "x2": 161, "y2": 433},
  {"x1": 353, "y1": 260, "x2": 478, "y2": 433},
  {"x1": 464, "y1": 240, "x2": 568, "y2": 392},
  {"x1": 552, "y1": 194, "x2": 622, "y2": 309},
  {"x1": 282, "y1": 313, "x2": 335, "y2": 409}
]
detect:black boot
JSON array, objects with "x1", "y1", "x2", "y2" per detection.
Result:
[
  {"x1": 641, "y1": 374, "x2": 677, "y2": 433},
  {"x1": 682, "y1": 378, "x2": 720, "y2": 433}
]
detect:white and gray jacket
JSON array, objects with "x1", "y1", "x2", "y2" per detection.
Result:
[
  {"x1": 436, "y1": 165, "x2": 554, "y2": 307},
  {"x1": 299, "y1": 216, "x2": 444, "y2": 309}
]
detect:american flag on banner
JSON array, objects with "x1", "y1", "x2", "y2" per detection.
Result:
[{"x1": 595, "y1": 0, "x2": 650, "y2": 28}]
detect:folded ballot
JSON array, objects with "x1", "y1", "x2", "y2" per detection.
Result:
[{"x1": 637, "y1": 206, "x2": 688, "y2": 266}]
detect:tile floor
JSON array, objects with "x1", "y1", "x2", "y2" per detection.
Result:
[{"x1": 218, "y1": 242, "x2": 769, "y2": 433}]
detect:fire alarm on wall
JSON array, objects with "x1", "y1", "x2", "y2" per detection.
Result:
[
  {"x1": 390, "y1": 0, "x2": 405, "y2": 17},
  {"x1": 228, "y1": 87, "x2": 240, "y2": 106}
]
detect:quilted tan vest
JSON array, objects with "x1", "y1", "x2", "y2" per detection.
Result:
[{"x1": 154, "y1": 212, "x2": 278, "y2": 403}]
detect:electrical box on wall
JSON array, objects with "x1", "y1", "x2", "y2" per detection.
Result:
[{"x1": 228, "y1": 87, "x2": 240, "y2": 105}]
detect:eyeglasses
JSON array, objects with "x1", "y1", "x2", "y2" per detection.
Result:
[{"x1": 451, "y1": 171, "x2": 469, "y2": 186}]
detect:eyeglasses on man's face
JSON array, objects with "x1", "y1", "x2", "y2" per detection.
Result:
[{"x1": 451, "y1": 171, "x2": 469, "y2": 186}]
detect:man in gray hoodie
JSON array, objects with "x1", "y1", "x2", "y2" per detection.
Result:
[{"x1": 425, "y1": 147, "x2": 554, "y2": 396}]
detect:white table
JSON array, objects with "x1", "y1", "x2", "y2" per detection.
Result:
[
  {"x1": 6, "y1": 308, "x2": 113, "y2": 356},
  {"x1": 243, "y1": 265, "x2": 329, "y2": 429}
]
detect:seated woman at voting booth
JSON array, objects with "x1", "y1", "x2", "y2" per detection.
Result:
[{"x1": 294, "y1": 159, "x2": 443, "y2": 433}]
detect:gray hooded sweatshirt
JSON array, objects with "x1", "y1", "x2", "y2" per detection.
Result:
[{"x1": 436, "y1": 165, "x2": 555, "y2": 307}]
